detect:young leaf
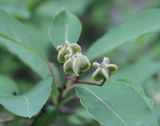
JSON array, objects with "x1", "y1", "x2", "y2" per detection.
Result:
[
  {"x1": 49, "y1": 10, "x2": 82, "y2": 47},
  {"x1": 0, "y1": 77, "x2": 52, "y2": 118},
  {"x1": 0, "y1": 9, "x2": 49, "y2": 78},
  {"x1": 0, "y1": 75, "x2": 19, "y2": 97},
  {"x1": 36, "y1": 0, "x2": 92, "y2": 17},
  {"x1": 86, "y1": 9, "x2": 160, "y2": 60},
  {"x1": 76, "y1": 80, "x2": 158, "y2": 126}
]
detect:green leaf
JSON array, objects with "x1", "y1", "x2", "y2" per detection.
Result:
[
  {"x1": 0, "y1": 9, "x2": 49, "y2": 78},
  {"x1": 86, "y1": 9, "x2": 160, "y2": 60},
  {"x1": 0, "y1": 77, "x2": 52, "y2": 118},
  {"x1": 37, "y1": 0, "x2": 92, "y2": 17},
  {"x1": 49, "y1": 10, "x2": 82, "y2": 47},
  {"x1": 0, "y1": 75, "x2": 19, "y2": 97},
  {"x1": 112, "y1": 59, "x2": 160, "y2": 84},
  {"x1": 76, "y1": 80, "x2": 158, "y2": 126},
  {"x1": 0, "y1": 2, "x2": 31, "y2": 19}
]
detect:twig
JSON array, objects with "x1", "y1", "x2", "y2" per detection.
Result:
[
  {"x1": 0, "y1": 117, "x2": 13, "y2": 123},
  {"x1": 76, "y1": 79, "x2": 106, "y2": 86},
  {"x1": 60, "y1": 94, "x2": 77, "y2": 106},
  {"x1": 66, "y1": 76, "x2": 106, "y2": 86},
  {"x1": 47, "y1": 62, "x2": 56, "y2": 88},
  {"x1": 62, "y1": 84, "x2": 77, "y2": 97},
  {"x1": 47, "y1": 62, "x2": 59, "y2": 106},
  {"x1": 62, "y1": 76, "x2": 106, "y2": 96}
]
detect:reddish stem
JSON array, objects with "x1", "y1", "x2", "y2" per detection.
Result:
[
  {"x1": 76, "y1": 79, "x2": 106, "y2": 86},
  {"x1": 62, "y1": 76, "x2": 106, "y2": 97},
  {"x1": 66, "y1": 76, "x2": 106, "y2": 86}
]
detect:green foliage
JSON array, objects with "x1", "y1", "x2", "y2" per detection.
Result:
[
  {"x1": 87, "y1": 9, "x2": 160, "y2": 60},
  {"x1": 113, "y1": 59, "x2": 160, "y2": 84},
  {"x1": 36, "y1": 0, "x2": 92, "y2": 16},
  {"x1": 0, "y1": 77, "x2": 52, "y2": 118},
  {"x1": 49, "y1": 10, "x2": 82, "y2": 47},
  {"x1": 0, "y1": 1, "x2": 160, "y2": 126},
  {"x1": 0, "y1": 9, "x2": 49, "y2": 78},
  {"x1": 0, "y1": 1, "x2": 31, "y2": 19},
  {"x1": 76, "y1": 80, "x2": 157, "y2": 126},
  {"x1": 0, "y1": 76, "x2": 19, "y2": 96}
]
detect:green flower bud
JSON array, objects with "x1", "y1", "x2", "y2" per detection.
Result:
[
  {"x1": 73, "y1": 53, "x2": 91, "y2": 76},
  {"x1": 63, "y1": 52, "x2": 91, "y2": 76},
  {"x1": 92, "y1": 57, "x2": 118, "y2": 81},
  {"x1": 57, "y1": 47, "x2": 72, "y2": 63},
  {"x1": 63, "y1": 55, "x2": 75, "y2": 75},
  {"x1": 70, "y1": 43, "x2": 81, "y2": 53},
  {"x1": 56, "y1": 42, "x2": 81, "y2": 63}
]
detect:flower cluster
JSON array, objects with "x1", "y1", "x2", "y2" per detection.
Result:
[
  {"x1": 56, "y1": 41, "x2": 91, "y2": 76},
  {"x1": 56, "y1": 41, "x2": 118, "y2": 82}
]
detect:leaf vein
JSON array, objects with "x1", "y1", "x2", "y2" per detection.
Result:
[
  {"x1": 22, "y1": 95, "x2": 31, "y2": 118},
  {"x1": 83, "y1": 87, "x2": 129, "y2": 126}
]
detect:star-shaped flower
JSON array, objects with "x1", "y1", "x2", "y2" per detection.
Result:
[{"x1": 92, "y1": 57, "x2": 118, "y2": 81}]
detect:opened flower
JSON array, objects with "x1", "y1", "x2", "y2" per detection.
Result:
[{"x1": 92, "y1": 57, "x2": 118, "y2": 81}]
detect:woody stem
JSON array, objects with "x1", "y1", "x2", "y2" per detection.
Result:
[
  {"x1": 76, "y1": 79, "x2": 106, "y2": 86},
  {"x1": 62, "y1": 76, "x2": 106, "y2": 96},
  {"x1": 66, "y1": 76, "x2": 106, "y2": 86}
]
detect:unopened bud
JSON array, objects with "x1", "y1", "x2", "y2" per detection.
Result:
[
  {"x1": 56, "y1": 42, "x2": 81, "y2": 63},
  {"x1": 63, "y1": 52, "x2": 91, "y2": 76}
]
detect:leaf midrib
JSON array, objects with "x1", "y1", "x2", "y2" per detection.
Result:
[
  {"x1": 22, "y1": 95, "x2": 31, "y2": 118},
  {"x1": 81, "y1": 86, "x2": 129, "y2": 126},
  {"x1": 0, "y1": 33, "x2": 47, "y2": 62}
]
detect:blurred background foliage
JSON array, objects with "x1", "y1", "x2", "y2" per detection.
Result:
[{"x1": 0, "y1": 0, "x2": 160, "y2": 126}]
